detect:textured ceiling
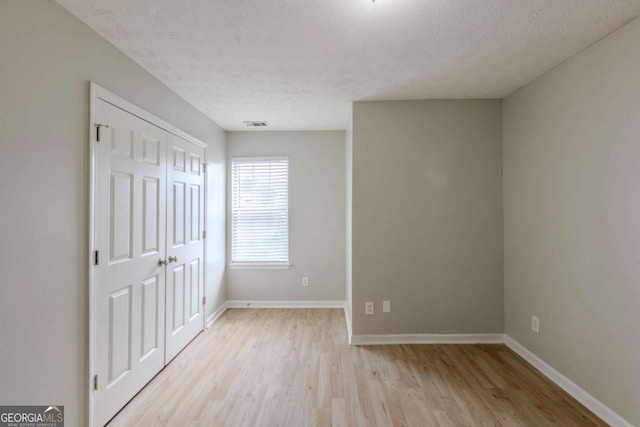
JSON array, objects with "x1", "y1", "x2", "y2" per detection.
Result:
[{"x1": 55, "y1": 0, "x2": 640, "y2": 131}]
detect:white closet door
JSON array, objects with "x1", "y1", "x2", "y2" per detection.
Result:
[
  {"x1": 93, "y1": 99, "x2": 167, "y2": 426},
  {"x1": 165, "y1": 134, "x2": 205, "y2": 362}
]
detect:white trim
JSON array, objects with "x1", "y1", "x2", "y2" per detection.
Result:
[
  {"x1": 226, "y1": 300, "x2": 346, "y2": 309},
  {"x1": 505, "y1": 336, "x2": 633, "y2": 427},
  {"x1": 91, "y1": 83, "x2": 207, "y2": 148},
  {"x1": 87, "y1": 82, "x2": 97, "y2": 427},
  {"x1": 231, "y1": 156, "x2": 288, "y2": 162},
  {"x1": 229, "y1": 156, "x2": 290, "y2": 266},
  {"x1": 206, "y1": 302, "x2": 228, "y2": 328},
  {"x1": 202, "y1": 161, "x2": 208, "y2": 332},
  {"x1": 350, "y1": 333, "x2": 505, "y2": 346},
  {"x1": 343, "y1": 303, "x2": 353, "y2": 344},
  {"x1": 228, "y1": 263, "x2": 291, "y2": 270}
]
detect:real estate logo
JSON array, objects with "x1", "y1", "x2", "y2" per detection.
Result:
[{"x1": 0, "y1": 405, "x2": 64, "y2": 427}]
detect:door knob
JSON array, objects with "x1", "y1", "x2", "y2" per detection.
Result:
[
  {"x1": 168, "y1": 255, "x2": 178, "y2": 263},
  {"x1": 158, "y1": 258, "x2": 168, "y2": 266}
]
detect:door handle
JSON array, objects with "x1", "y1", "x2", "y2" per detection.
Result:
[
  {"x1": 168, "y1": 255, "x2": 179, "y2": 264},
  {"x1": 158, "y1": 258, "x2": 168, "y2": 266}
]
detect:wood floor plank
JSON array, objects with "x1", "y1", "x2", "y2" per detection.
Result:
[{"x1": 107, "y1": 309, "x2": 607, "y2": 427}]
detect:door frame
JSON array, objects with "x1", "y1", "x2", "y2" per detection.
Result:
[{"x1": 88, "y1": 82, "x2": 208, "y2": 427}]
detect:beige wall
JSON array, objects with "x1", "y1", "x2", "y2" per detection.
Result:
[
  {"x1": 0, "y1": 2, "x2": 225, "y2": 426},
  {"x1": 226, "y1": 131, "x2": 346, "y2": 301},
  {"x1": 351, "y1": 100, "x2": 503, "y2": 335},
  {"x1": 504, "y1": 16, "x2": 640, "y2": 426}
]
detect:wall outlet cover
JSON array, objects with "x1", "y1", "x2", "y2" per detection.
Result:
[
  {"x1": 531, "y1": 315, "x2": 540, "y2": 333},
  {"x1": 365, "y1": 301, "x2": 374, "y2": 315},
  {"x1": 382, "y1": 300, "x2": 391, "y2": 313}
]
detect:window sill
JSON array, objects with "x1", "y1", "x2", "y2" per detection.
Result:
[{"x1": 229, "y1": 263, "x2": 291, "y2": 270}]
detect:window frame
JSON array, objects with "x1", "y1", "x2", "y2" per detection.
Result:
[{"x1": 229, "y1": 156, "x2": 291, "y2": 269}]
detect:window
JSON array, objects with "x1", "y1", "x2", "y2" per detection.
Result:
[{"x1": 231, "y1": 157, "x2": 289, "y2": 266}]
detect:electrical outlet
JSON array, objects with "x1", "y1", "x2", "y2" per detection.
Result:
[
  {"x1": 531, "y1": 315, "x2": 540, "y2": 333},
  {"x1": 382, "y1": 300, "x2": 391, "y2": 313},
  {"x1": 302, "y1": 276, "x2": 309, "y2": 287},
  {"x1": 365, "y1": 301, "x2": 374, "y2": 315}
]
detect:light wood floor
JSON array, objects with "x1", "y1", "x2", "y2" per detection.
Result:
[{"x1": 107, "y1": 309, "x2": 605, "y2": 427}]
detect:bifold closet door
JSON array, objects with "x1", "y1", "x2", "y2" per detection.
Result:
[
  {"x1": 93, "y1": 99, "x2": 168, "y2": 427},
  {"x1": 165, "y1": 134, "x2": 205, "y2": 362}
]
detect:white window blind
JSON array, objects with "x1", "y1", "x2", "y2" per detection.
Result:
[{"x1": 231, "y1": 157, "x2": 289, "y2": 265}]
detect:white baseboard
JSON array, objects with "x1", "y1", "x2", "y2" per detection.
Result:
[
  {"x1": 206, "y1": 302, "x2": 228, "y2": 328},
  {"x1": 350, "y1": 333, "x2": 504, "y2": 345},
  {"x1": 505, "y1": 335, "x2": 633, "y2": 427},
  {"x1": 225, "y1": 300, "x2": 346, "y2": 309},
  {"x1": 204, "y1": 305, "x2": 627, "y2": 426}
]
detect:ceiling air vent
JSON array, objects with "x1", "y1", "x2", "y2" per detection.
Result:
[{"x1": 243, "y1": 121, "x2": 269, "y2": 128}]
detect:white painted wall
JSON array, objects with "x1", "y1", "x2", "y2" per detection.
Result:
[
  {"x1": 504, "y1": 16, "x2": 640, "y2": 426},
  {"x1": 351, "y1": 100, "x2": 503, "y2": 335},
  {"x1": 0, "y1": 2, "x2": 225, "y2": 426},
  {"x1": 226, "y1": 131, "x2": 346, "y2": 302}
]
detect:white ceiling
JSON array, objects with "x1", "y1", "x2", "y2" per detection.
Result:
[{"x1": 56, "y1": 0, "x2": 640, "y2": 131}]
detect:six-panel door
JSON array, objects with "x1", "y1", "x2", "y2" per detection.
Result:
[
  {"x1": 93, "y1": 98, "x2": 205, "y2": 426},
  {"x1": 165, "y1": 134, "x2": 205, "y2": 363}
]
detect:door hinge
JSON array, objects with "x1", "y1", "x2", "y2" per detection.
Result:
[
  {"x1": 93, "y1": 250, "x2": 99, "y2": 266},
  {"x1": 202, "y1": 230, "x2": 207, "y2": 239},
  {"x1": 93, "y1": 374, "x2": 99, "y2": 391},
  {"x1": 202, "y1": 163, "x2": 208, "y2": 173},
  {"x1": 203, "y1": 296, "x2": 206, "y2": 306},
  {"x1": 94, "y1": 123, "x2": 110, "y2": 142}
]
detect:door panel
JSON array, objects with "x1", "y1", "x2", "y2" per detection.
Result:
[
  {"x1": 109, "y1": 172, "x2": 133, "y2": 262},
  {"x1": 190, "y1": 184, "x2": 201, "y2": 243},
  {"x1": 142, "y1": 177, "x2": 160, "y2": 255},
  {"x1": 94, "y1": 99, "x2": 167, "y2": 427},
  {"x1": 172, "y1": 264, "x2": 185, "y2": 332},
  {"x1": 141, "y1": 274, "x2": 160, "y2": 360},
  {"x1": 165, "y1": 135, "x2": 205, "y2": 362},
  {"x1": 107, "y1": 285, "x2": 132, "y2": 385},
  {"x1": 173, "y1": 182, "x2": 186, "y2": 246},
  {"x1": 189, "y1": 259, "x2": 200, "y2": 319}
]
